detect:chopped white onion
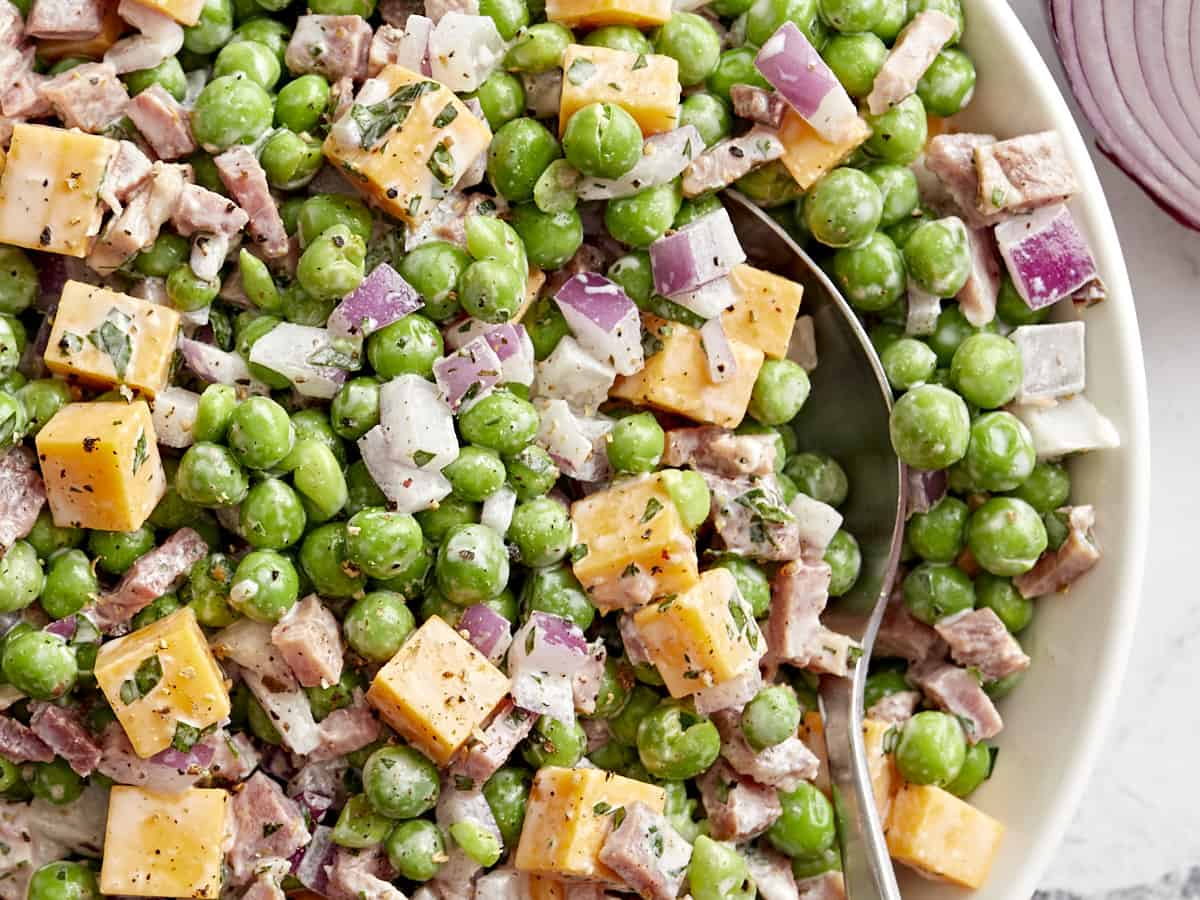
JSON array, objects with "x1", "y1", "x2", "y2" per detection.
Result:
[
  {"x1": 428, "y1": 13, "x2": 504, "y2": 92},
  {"x1": 481, "y1": 485, "x2": 516, "y2": 536},
  {"x1": 377, "y1": 375, "x2": 459, "y2": 470},
  {"x1": 357, "y1": 427, "x2": 454, "y2": 513},
  {"x1": 151, "y1": 387, "x2": 199, "y2": 449},
  {"x1": 554, "y1": 272, "x2": 644, "y2": 376},
  {"x1": 699, "y1": 316, "x2": 738, "y2": 383},
  {"x1": 533, "y1": 336, "x2": 616, "y2": 413},
  {"x1": 1008, "y1": 394, "x2": 1119, "y2": 460},
  {"x1": 788, "y1": 492, "x2": 844, "y2": 553},
  {"x1": 247, "y1": 323, "x2": 350, "y2": 399}
]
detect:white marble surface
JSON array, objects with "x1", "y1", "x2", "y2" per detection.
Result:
[{"x1": 1004, "y1": 1, "x2": 1200, "y2": 896}]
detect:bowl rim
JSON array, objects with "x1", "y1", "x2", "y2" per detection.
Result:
[{"x1": 956, "y1": 0, "x2": 1152, "y2": 895}]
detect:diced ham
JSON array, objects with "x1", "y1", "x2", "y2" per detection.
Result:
[
  {"x1": 764, "y1": 557, "x2": 832, "y2": 668},
  {"x1": 328, "y1": 74, "x2": 355, "y2": 122},
  {"x1": 865, "y1": 690, "x2": 922, "y2": 724},
  {"x1": 957, "y1": 226, "x2": 1000, "y2": 327},
  {"x1": 368, "y1": 24, "x2": 405, "y2": 76},
  {"x1": 285, "y1": 15, "x2": 371, "y2": 82},
  {"x1": 745, "y1": 847, "x2": 800, "y2": 900},
  {"x1": 309, "y1": 692, "x2": 381, "y2": 762},
  {"x1": 873, "y1": 594, "x2": 945, "y2": 662},
  {"x1": 908, "y1": 658, "x2": 1002, "y2": 742},
  {"x1": 89, "y1": 528, "x2": 207, "y2": 633},
  {"x1": 89, "y1": 161, "x2": 188, "y2": 274},
  {"x1": 0, "y1": 715, "x2": 53, "y2": 763},
  {"x1": 866, "y1": 11, "x2": 956, "y2": 115},
  {"x1": 0, "y1": 801, "x2": 67, "y2": 900},
  {"x1": 325, "y1": 845, "x2": 404, "y2": 900},
  {"x1": 974, "y1": 130, "x2": 1078, "y2": 217},
  {"x1": 0, "y1": 447, "x2": 44, "y2": 553},
  {"x1": 730, "y1": 84, "x2": 787, "y2": 129},
  {"x1": 379, "y1": 0, "x2": 421, "y2": 25},
  {"x1": 1014, "y1": 504, "x2": 1101, "y2": 598},
  {"x1": 923, "y1": 133, "x2": 999, "y2": 228},
  {"x1": 28, "y1": 703, "x2": 101, "y2": 776},
  {"x1": 698, "y1": 759, "x2": 781, "y2": 842},
  {"x1": 172, "y1": 183, "x2": 249, "y2": 237},
  {"x1": 448, "y1": 700, "x2": 536, "y2": 787},
  {"x1": 207, "y1": 731, "x2": 261, "y2": 784},
  {"x1": 713, "y1": 709, "x2": 819, "y2": 791},
  {"x1": 95, "y1": 723, "x2": 205, "y2": 793},
  {"x1": 100, "y1": 140, "x2": 154, "y2": 213},
  {"x1": 572, "y1": 639, "x2": 606, "y2": 715},
  {"x1": 693, "y1": 664, "x2": 763, "y2": 716},
  {"x1": 797, "y1": 871, "x2": 846, "y2": 900},
  {"x1": 663, "y1": 427, "x2": 776, "y2": 478},
  {"x1": 242, "y1": 873, "x2": 287, "y2": 900},
  {"x1": 0, "y1": 51, "x2": 49, "y2": 120},
  {"x1": 215, "y1": 146, "x2": 290, "y2": 259},
  {"x1": 271, "y1": 595, "x2": 344, "y2": 689},
  {"x1": 369, "y1": 19, "x2": 431, "y2": 76},
  {"x1": 227, "y1": 772, "x2": 311, "y2": 884},
  {"x1": 39, "y1": 62, "x2": 128, "y2": 133},
  {"x1": 25, "y1": 0, "x2": 104, "y2": 41},
  {"x1": 682, "y1": 126, "x2": 785, "y2": 198},
  {"x1": 598, "y1": 801, "x2": 691, "y2": 900},
  {"x1": 705, "y1": 474, "x2": 803, "y2": 561},
  {"x1": 104, "y1": 0, "x2": 183, "y2": 75},
  {"x1": 935, "y1": 608, "x2": 1030, "y2": 681},
  {"x1": 425, "y1": 0, "x2": 477, "y2": 20},
  {"x1": 128, "y1": 83, "x2": 194, "y2": 160}
]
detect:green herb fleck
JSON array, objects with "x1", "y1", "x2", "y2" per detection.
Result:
[
  {"x1": 87, "y1": 308, "x2": 133, "y2": 379},
  {"x1": 641, "y1": 497, "x2": 663, "y2": 523},
  {"x1": 433, "y1": 103, "x2": 458, "y2": 128}
]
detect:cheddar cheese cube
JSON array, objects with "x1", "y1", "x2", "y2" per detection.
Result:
[
  {"x1": 0, "y1": 124, "x2": 118, "y2": 257},
  {"x1": 127, "y1": 0, "x2": 205, "y2": 25},
  {"x1": 40, "y1": 0, "x2": 125, "y2": 59},
  {"x1": 633, "y1": 568, "x2": 761, "y2": 697},
  {"x1": 100, "y1": 786, "x2": 227, "y2": 897},
  {"x1": 367, "y1": 615, "x2": 510, "y2": 765},
  {"x1": 516, "y1": 766, "x2": 666, "y2": 882},
  {"x1": 45, "y1": 281, "x2": 181, "y2": 396},
  {"x1": 547, "y1": 0, "x2": 670, "y2": 28},
  {"x1": 778, "y1": 109, "x2": 871, "y2": 190},
  {"x1": 723, "y1": 265, "x2": 804, "y2": 359},
  {"x1": 559, "y1": 45, "x2": 680, "y2": 136},
  {"x1": 94, "y1": 608, "x2": 231, "y2": 759},
  {"x1": 570, "y1": 472, "x2": 699, "y2": 613},
  {"x1": 611, "y1": 315, "x2": 764, "y2": 428},
  {"x1": 36, "y1": 400, "x2": 166, "y2": 532},
  {"x1": 323, "y1": 66, "x2": 492, "y2": 227},
  {"x1": 863, "y1": 718, "x2": 899, "y2": 822},
  {"x1": 885, "y1": 783, "x2": 1005, "y2": 889}
]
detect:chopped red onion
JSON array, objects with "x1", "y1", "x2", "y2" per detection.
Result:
[
  {"x1": 668, "y1": 275, "x2": 737, "y2": 320},
  {"x1": 533, "y1": 337, "x2": 616, "y2": 412},
  {"x1": 294, "y1": 825, "x2": 335, "y2": 892},
  {"x1": 534, "y1": 398, "x2": 612, "y2": 482},
  {"x1": 994, "y1": 204, "x2": 1101, "y2": 310},
  {"x1": 357, "y1": 426, "x2": 453, "y2": 514},
  {"x1": 788, "y1": 492, "x2": 843, "y2": 552},
  {"x1": 649, "y1": 208, "x2": 746, "y2": 297},
  {"x1": 377, "y1": 375, "x2": 459, "y2": 470},
  {"x1": 1010, "y1": 322, "x2": 1086, "y2": 403},
  {"x1": 327, "y1": 262, "x2": 423, "y2": 340},
  {"x1": 554, "y1": 273, "x2": 644, "y2": 376},
  {"x1": 508, "y1": 612, "x2": 589, "y2": 721},
  {"x1": 905, "y1": 282, "x2": 942, "y2": 335},
  {"x1": 480, "y1": 484, "x2": 516, "y2": 536},
  {"x1": 957, "y1": 226, "x2": 1001, "y2": 327},
  {"x1": 247, "y1": 323, "x2": 352, "y2": 400},
  {"x1": 699, "y1": 317, "x2": 738, "y2": 383},
  {"x1": 149, "y1": 739, "x2": 216, "y2": 771},
  {"x1": 443, "y1": 316, "x2": 489, "y2": 351},
  {"x1": 434, "y1": 336, "x2": 504, "y2": 412},
  {"x1": 754, "y1": 22, "x2": 859, "y2": 142},
  {"x1": 1008, "y1": 395, "x2": 1119, "y2": 460},
  {"x1": 43, "y1": 617, "x2": 76, "y2": 641},
  {"x1": 457, "y1": 604, "x2": 512, "y2": 664},
  {"x1": 485, "y1": 323, "x2": 535, "y2": 386},
  {"x1": 177, "y1": 337, "x2": 257, "y2": 389},
  {"x1": 151, "y1": 387, "x2": 199, "y2": 449},
  {"x1": 904, "y1": 467, "x2": 948, "y2": 519},
  {"x1": 576, "y1": 126, "x2": 704, "y2": 200},
  {"x1": 428, "y1": 13, "x2": 505, "y2": 92},
  {"x1": 397, "y1": 14, "x2": 433, "y2": 75}
]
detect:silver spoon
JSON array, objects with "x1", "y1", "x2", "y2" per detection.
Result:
[{"x1": 724, "y1": 193, "x2": 907, "y2": 900}]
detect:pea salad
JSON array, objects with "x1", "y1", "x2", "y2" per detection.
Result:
[{"x1": 0, "y1": 0, "x2": 1118, "y2": 894}]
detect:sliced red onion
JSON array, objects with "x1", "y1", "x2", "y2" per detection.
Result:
[
  {"x1": 247, "y1": 323, "x2": 352, "y2": 400},
  {"x1": 327, "y1": 262, "x2": 423, "y2": 340},
  {"x1": 434, "y1": 336, "x2": 504, "y2": 412},
  {"x1": 485, "y1": 323, "x2": 535, "y2": 386},
  {"x1": 149, "y1": 739, "x2": 216, "y2": 771},
  {"x1": 457, "y1": 604, "x2": 512, "y2": 664},
  {"x1": 511, "y1": 612, "x2": 588, "y2": 671},
  {"x1": 358, "y1": 426, "x2": 453, "y2": 514},
  {"x1": 754, "y1": 22, "x2": 859, "y2": 142},
  {"x1": 905, "y1": 282, "x2": 941, "y2": 336},
  {"x1": 1008, "y1": 395, "x2": 1119, "y2": 460},
  {"x1": 554, "y1": 273, "x2": 644, "y2": 376},
  {"x1": 295, "y1": 825, "x2": 335, "y2": 892},
  {"x1": 576, "y1": 126, "x2": 704, "y2": 200},
  {"x1": 668, "y1": 275, "x2": 737, "y2": 320},
  {"x1": 177, "y1": 336, "x2": 258, "y2": 390},
  {"x1": 480, "y1": 484, "x2": 516, "y2": 536},
  {"x1": 649, "y1": 208, "x2": 746, "y2": 297},
  {"x1": 151, "y1": 387, "x2": 199, "y2": 449},
  {"x1": 904, "y1": 467, "x2": 948, "y2": 519},
  {"x1": 1010, "y1": 322, "x2": 1086, "y2": 403},
  {"x1": 443, "y1": 316, "x2": 489, "y2": 351},
  {"x1": 788, "y1": 492, "x2": 843, "y2": 552},
  {"x1": 377, "y1": 375, "x2": 459, "y2": 470},
  {"x1": 534, "y1": 398, "x2": 612, "y2": 482},
  {"x1": 533, "y1": 337, "x2": 616, "y2": 413},
  {"x1": 994, "y1": 204, "x2": 1101, "y2": 310},
  {"x1": 699, "y1": 316, "x2": 738, "y2": 383},
  {"x1": 787, "y1": 315, "x2": 818, "y2": 372},
  {"x1": 43, "y1": 616, "x2": 76, "y2": 641}
]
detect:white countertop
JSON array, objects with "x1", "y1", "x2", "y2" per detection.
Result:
[{"x1": 1006, "y1": 1, "x2": 1200, "y2": 896}]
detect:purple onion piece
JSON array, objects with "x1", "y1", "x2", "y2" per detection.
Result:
[
  {"x1": 699, "y1": 317, "x2": 738, "y2": 383},
  {"x1": 754, "y1": 22, "x2": 858, "y2": 141},
  {"x1": 994, "y1": 204, "x2": 1100, "y2": 310},
  {"x1": 904, "y1": 466, "x2": 948, "y2": 519},
  {"x1": 457, "y1": 604, "x2": 512, "y2": 662},
  {"x1": 43, "y1": 616, "x2": 77, "y2": 641},
  {"x1": 649, "y1": 208, "x2": 746, "y2": 297},
  {"x1": 432, "y1": 336, "x2": 504, "y2": 411},
  {"x1": 294, "y1": 825, "x2": 335, "y2": 892},
  {"x1": 150, "y1": 739, "x2": 216, "y2": 771},
  {"x1": 326, "y1": 262, "x2": 423, "y2": 340}
]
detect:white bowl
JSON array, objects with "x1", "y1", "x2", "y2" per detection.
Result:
[{"x1": 901, "y1": 1, "x2": 1151, "y2": 898}]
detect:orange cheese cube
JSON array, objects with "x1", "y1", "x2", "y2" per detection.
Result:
[
  {"x1": 778, "y1": 109, "x2": 871, "y2": 190},
  {"x1": 40, "y1": 0, "x2": 126, "y2": 59},
  {"x1": 799, "y1": 710, "x2": 831, "y2": 795},
  {"x1": 559, "y1": 45, "x2": 680, "y2": 136},
  {"x1": 633, "y1": 568, "x2": 761, "y2": 697},
  {"x1": 724, "y1": 265, "x2": 804, "y2": 359},
  {"x1": 323, "y1": 66, "x2": 492, "y2": 227},
  {"x1": 45, "y1": 280, "x2": 180, "y2": 396},
  {"x1": 547, "y1": 0, "x2": 670, "y2": 27},
  {"x1": 128, "y1": 0, "x2": 205, "y2": 25},
  {"x1": 863, "y1": 718, "x2": 899, "y2": 822},
  {"x1": 36, "y1": 400, "x2": 166, "y2": 531},
  {"x1": 94, "y1": 608, "x2": 231, "y2": 759},
  {"x1": 885, "y1": 783, "x2": 1005, "y2": 889},
  {"x1": 516, "y1": 766, "x2": 666, "y2": 882},
  {"x1": 570, "y1": 472, "x2": 699, "y2": 613},
  {"x1": 611, "y1": 315, "x2": 763, "y2": 428},
  {"x1": 0, "y1": 124, "x2": 117, "y2": 257},
  {"x1": 100, "y1": 786, "x2": 227, "y2": 897},
  {"x1": 367, "y1": 615, "x2": 510, "y2": 765}
]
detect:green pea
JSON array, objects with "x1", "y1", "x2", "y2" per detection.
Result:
[
  {"x1": 297, "y1": 522, "x2": 364, "y2": 599},
  {"x1": 975, "y1": 572, "x2": 1033, "y2": 634},
  {"x1": 135, "y1": 232, "x2": 190, "y2": 279},
  {"x1": 475, "y1": 0, "x2": 526, "y2": 38},
  {"x1": 325, "y1": 377, "x2": 379, "y2": 442},
  {"x1": 191, "y1": 74, "x2": 273, "y2": 152},
  {"x1": 521, "y1": 562, "x2": 595, "y2": 630},
  {"x1": 889, "y1": 384, "x2": 969, "y2": 470},
  {"x1": 233, "y1": 316, "x2": 287, "y2": 389},
  {"x1": 456, "y1": 260, "x2": 523, "y2": 324},
  {"x1": 230, "y1": 549, "x2": 299, "y2": 621},
  {"x1": 606, "y1": 412, "x2": 665, "y2": 473},
  {"x1": 576, "y1": 23, "x2": 646, "y2": 52},
  {"x1": 1007, "y1": 460, "x2": 1070, "y2": 514},
  {"x1": 459, "y1": 389, "x2": 539, "y2": 454},
  {"x1": 233, "y1": 251, "x2": 280, "y2": 317},
  {"x1": 227, "y1": 395, "x2": 294, "y2": 470},
  {"x1": 872, "y1": 0, "x2": 906, "y2": 39},
  {"x1": 769, "y1": 780, "x2": 836, "y2": 857},
  {"x1": 690, "y1": 837, "x2": 755, "y2": 900},
  {"x1": 908, "y1": 495, "x2": 967, "y2": 562},
  {"x1": 522, "y1": 296, "x2": 570, "y2": 361},
  {"x1": 131, "y1": 592, "x2": 181, "y2": 630},
  {"x1": 230, "y1": 18, "x2": 291, "y2": 62},
  {"x1": 364, "y1": 314, "x2": 441, "y2": 380},
  {"x1": 745, "y1": 0, "x2": 819, "y2": 47},
  {"x1": 28, "y1": 860, "x2": 99, "y2": 900},
  {"x1": 483, "y1": 766, "x2": 530, "y2": 847},
  {"x1": 185, "y1": 553, "x2": 237, "y2": 627},
  {"x1": 963, "y1": 411, "x2": 1036, "y2": 493},
  {"x1": 529, "y1": 159, "x2": 579, "y2": 216},
  {"x1": 305, "y1": 668, "x2": 362, "y2": 722},
  {"x1": 589, "y1": 740, "x2": 636, "y2": 771},
  {"x1": 488, "y1": 117, "x2": 562, "y2": 202},
  {"x1": 610, "y1": 684, "x2": 662, "y2": 746},
  {"x1": 0, "y1": 393, "x2": 24, "y2": 448},
  {"x1": 124, "y1": 56, "x2": 188, "y2": 102},
  {"x1": 523, "y1": 714, "x2": 586, "y2": 768},
  {"x1": 375, "y1": 542, "x2": 434, "y2": 600},
  {"x1": 824, "y1": 529, "x2": 862, "y2": 596},
  {"x1": 16, "y1": 379, "x2": 70, "y2": 436},
  {"x1": 386, "y1": 819, "x2": 445, "y2": 882},
  {"x1": 679, "y1": 91, "x2": 733, "y2": 148},
  {"x1": 946, "y1": 739, "x2": 994, "y2": 798},
  {"x1": 465, "y1": 213, "x2": 528, "y2": 280},
  {"x1": 291, "y1": 407, "x2": 348, "y2": 462},
  {"x1": 30, "y1": 757, "x2": 84, "y2": 806},
  {"x1": 865, "y1": 165, "x2": 920, "y2": 231},
  {"x1": 89, "y1": 526, "x2": 155, "y2": 575},
  {"x1": 706, "y1": 46, "x2": 770, "y2": 103},
  {"x1": 592, "y1": 658, "x2": 634, "y2": 719},
  {"x1": 881, "y1": 336, "x2": 937, "y2": 390},
  {"x1": 243, "y1": 690, "x2": 282, "y2": 744},
  {"x1": 967, "y1": 497, "x2": 1047, "y2": 577},
  {"x1": 297, "y1": 224, "x2": 366, "y2": 302},
  {"x1": 655, "y1": 12, "x2": 721, "y2": 86},
  {"x1": 925, "y1": 305, "x2": 982, "y2": 366},
  {"x1": 805, "y1": 167, "x2": 883, "y2": 248},
  {"x1": 950, "y1": 332, "x2": 1022, "y2": 409},
  {"x1": 309, "y1": 0, "x2": 374, "y2": 14},
  {"x1": 895, "y1": 709, "x2": 967, "y2": 786},
  {"x1": 864, "y1": 93, "x2": 928, "y2": 165},
  {"x1": 564, "y1": 102, "x2": 642, "y2": 180},
  {"x1": 275, "y1": 74, "x2": 331, "y2": 133},
  {"x1": 182, "y1": 0, "x2": 233, "y2": 52},
  {"x1": 343, "y1": 508, "x2": 422, "y2": 581},
  {"x1": 2, "y1": 631, "x2": 75, "y2": 700},
  {"x1": 298, "y1": 195, "x2": 373, "y2": 248},
  {"x1": 996, "y1": 273, "x2": 1050, "y2": 326},
  {"x1": 832, "y1": 232, "x2": 906, "y2": 312},
  {"x1": 903, "y1": 217, "x2": 971, "y2": 298},
  {"x1": 675, "y1": 194, "x2": 724, "y2": 230},
  {"x1": 416, "y1": 497, "x2": 480, "y2": 545},
  {"x1": 0, "y1": 758, "x2": 17, "y2": 793},
  {"x1": 473, "y1": 70, "x2": 526, "y2": 131},
  {"x1": 605, "y1": 181, "x2": 682, "y2": 248},
  {"x1": 507, "y1": 496, "x2": 571, "y2": 567},
  {"x1": 903, "y1": 561, "x2": 975, "y2": 624},
  {"x1": 435, "y1": 524, "x2": 509, "y2": 606},
  {"x1": 341, "y1": 590, "x2": 413, "y2": 662},
  {"x1": 333, "y1": 794, "x2": 395, "y2": 848},
  {"x1": 660, "y1": 469, "x2": 711, "y2": 530},
  {"x1": 213, "y1": 39, "x2": 280, "y2": 88},
  {"x1": 504, "y1": 22, "x2": 572, "y2": 73},
  {"x1": 749, "y1": 358, "x2": 811, "y2": 426},
  {"x1": 822, "y1": 31, "x2": 887, "y2": 96},
  {"x1": 260, "y1": 128, "x2": 323, "y2": 190},
  {"x1": 0, "y1": 541, "x2": 42, "y2": 613},
  {"x1": 237, "y1": 478, "x2": 305, "y2": 550},
  {"x1": 363, "y1": 744, "x2": 440, "y2": 819},
  {"x1": 40, "y1": 549, "x2": 98, "y2": 620},
  {"x1": 734, "y1": 160, "x2": 803, "y2": 209},
  {"x1": 783, "y1": 453, "x2": 849, "y2": 508},
  {"x1": 742, "y1": 685, "x2": 802, "y2": 751},
  {"x1": 711, "y1": 555, "x2": 771, "y2": 618},
  {"x1": 864, "y1": 667, "x2": 910, "y2": 708},
  {"x1": 819, "y1": 0, "x2": 882, "y2": 31},
  {"x1": 916, "y1": 47, "x2": 976, "y2": 118},
  {"x1": 165, "y1": 264, "x2": 219, "y2": 312},
  {"x1": 508, "y1": 203, "x2": 581, "y2": 270},
  {"x1": 636, "y1": 700, "x2": 720, "y2": 780},
  {"x1": 435, "y1": 448, "x2": 501, "y2": 504}
]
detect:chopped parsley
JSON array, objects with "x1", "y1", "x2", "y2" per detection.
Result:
[
  {"x1": 131, "y1": 431, "x2": 148, "y2": 475},
  {"x1": 87, "y1": 307, "x2": 133, "y2": 379},
  {"x1": 433, "y1": 102, "x2": 458, "y2": 129},
  {"x1": 119, "y1": 654, "x2": 163, "y2": 704},
  {"x1": 57, "y1": 331, "x2": 83, "y2": 355},
  {"x1": 640, "y1": 497, "x2": 664, "y2": 523},
  {"x1": 427, "y1": 140, "x2": 456, "y2": 187}
]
